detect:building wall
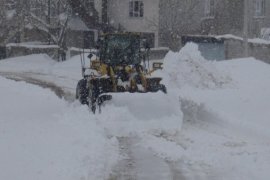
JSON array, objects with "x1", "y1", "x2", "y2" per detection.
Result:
[
  {"x1": 248, "y1": 0, "x2": 270, "y2": 37},
  {"x1": 225, "y1": 38, "x2": 270, "y2": 63},
  {"x1": 202, "y1": 0, "x2": 270, "y2": 38},
  {"x1": 94, "y1": 0, "x2": 102, "y2": 22},
  {"x1": 94, "y1": 0, "x2": 270, "y2": 50},
  {"x1": 107, "y1": 0, "x2": 160, "y2": 47},
  {"x1": 200, "y1": 0, "x2": 244, "y2": 36},
  {"x1": 158, "y1": 0, "x2": 204, "y2": 49}
]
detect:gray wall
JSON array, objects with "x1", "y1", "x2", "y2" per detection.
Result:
[
  {"x1": 248, "y1": 0, "x2": 270, "y2": 37},
  {"x1": 211, "y1": 0, "x2": 244, "y2": 36},
  {"x1": 203, "y1": 0, "x2": 270, "y2": 37},
  {"x1": 158, "y1": 0, "x2": 203, "y2": 50},
  {"x1": 158, "y1": 0, "x2": 270, "y2": 50},
  {"x1": 225, "y1": 38, "x2": 270, "y2": 63}
]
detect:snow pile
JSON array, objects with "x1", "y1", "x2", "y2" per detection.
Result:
[
  {"x1": 96, "y1": 92, "x2": 182, "y2": 137},
  {"x1": 160, "y1": 43, "x2": 232, "y2": 89},
  {"x1": 0, "y1": 77, "x2": 118, "y2": 180}
]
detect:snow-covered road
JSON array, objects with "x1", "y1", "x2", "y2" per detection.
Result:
[
  {"x1": 0, "y1": 76, "x2": 118, "y2": 180},
  {"x1": 1, "y1": 43, "x2": 270, "y2": 180},
  {"x1": 0, "y1": 56, "x2": 182, "y2": 180}
]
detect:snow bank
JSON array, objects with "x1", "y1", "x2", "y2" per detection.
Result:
[
  {"x1": 158, "y1": 43, "x2": 232, "y2": 89},
  {"x1": 0, "y1": 54, "x2": 56, "y2": 73},
  {"x1": 143, "y1": 44, "x2": 270, "y2": 180},
  {"x1": 0, "y1": 77, "x2": 118, "y2": 180},
  {"x1": 2, "y1": 46, "x2": 270, "y2": 179},
  {"x1": 0, "y1": 54, "x2": 85, "y2": 95}
]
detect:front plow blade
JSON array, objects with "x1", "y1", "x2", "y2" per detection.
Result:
[{"x1": 103, "y1": 92, "x2": 180, "y2": 120}]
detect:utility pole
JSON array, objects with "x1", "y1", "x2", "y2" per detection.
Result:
[{"x1": 243, "y1": 0, "x2": 249, "y2": 57}]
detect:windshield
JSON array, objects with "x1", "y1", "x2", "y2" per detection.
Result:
[{"x1": 100, "y1": 34, "x2": 141, "y2": 66}]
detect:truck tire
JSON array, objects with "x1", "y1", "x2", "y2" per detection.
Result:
[{"x1": 76, "y1": 79, "x2": 89, "y2": 105}]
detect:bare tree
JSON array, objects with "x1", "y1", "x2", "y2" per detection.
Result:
[
  {"x1": 28, "y1": 0, "x2": 70, "y2": 45},
  {"x1": 0, "y1": 1, "x2": 8, "y2": 45},
  {"x1": 0, "y1": 0, "x2": 70, "y2": 44},
  {"x1": 0, "y1": 0, "x2": 22, "y2": 45}
]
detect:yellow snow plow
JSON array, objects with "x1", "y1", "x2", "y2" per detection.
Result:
[{"x1": 76, "y1": 33, "x2": 167, "y2": 113}]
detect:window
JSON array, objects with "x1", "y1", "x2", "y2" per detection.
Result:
[
  {"x1": 129, "y1": 1, "x2": 144, "y2": 17},
  {"x1": 255, "y1": 0, "x2": 265, "y2": 17},
  {"x1": 205, "y1": 0, "x2": 215, "y2": 17}
]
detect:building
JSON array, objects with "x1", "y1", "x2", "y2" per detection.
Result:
[
  {"x1": 2, "y1": 0, "x2": 270, "y2": 50},
  {"x1": 201, "y1": 0, "x2": 270, "y2": 38},
  {"x1": 92, "y1": 0, "x2": 269, "y2": 49},
  {"x1": 158, "y1": 0, "x2": 270, "y2": 49},
  {"x1": 91, "y1": 0, "x2": 160, "y2": 48}
]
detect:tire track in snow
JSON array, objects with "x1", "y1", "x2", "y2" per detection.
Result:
[
  {"x1": 109, "y1": 137, "x2": 137, "y2": 180},
  {"x1": 109, "y1": 137, "x2": 174, "y2": 180},
  {"x1": 0, "y1": 72, "x2": 74, "y2": 101}
]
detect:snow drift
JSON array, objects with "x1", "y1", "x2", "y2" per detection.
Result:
[
  {"x1": 158, "y1": 43, "x2": 232, "y2": 89},
  {"x1": 0, "y1": 77, "x2": 118, "y2": 180}
]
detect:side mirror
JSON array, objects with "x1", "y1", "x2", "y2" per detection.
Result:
[
  {"x1": 142, "y1": 39, "x2": 150, "y2": 50},
  {"x1": 88, "y1": 53, "x2": 93, "y2": 59}
]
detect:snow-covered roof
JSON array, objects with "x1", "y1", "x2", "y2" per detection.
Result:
[
  {"x1": 6, "y1": 43, "x2": 59, "y2": 49},
  {"x1": 184, "y1": 34, "x2": 270, "y2": 45},
  {"x1": 217, "y1": 34, "x2": 270, "y2": 45}
]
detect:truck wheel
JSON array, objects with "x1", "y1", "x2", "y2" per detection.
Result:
[{"x1": 76, "y1": 79, "x2": 89, "y2": 105}]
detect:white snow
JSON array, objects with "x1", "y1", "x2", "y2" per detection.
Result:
[
  {"x1": 0, "y1": 77, "x2": 118, "y2": 180},
  {"x1": 6, "y1": 43, "x2": 59, "y2": 49},
  {"x1": 1, "y1": 42, "x2": 270, "y2": 179},
  {"x1": 156, "y1": 43, "x2": 232, "y2": 89}
]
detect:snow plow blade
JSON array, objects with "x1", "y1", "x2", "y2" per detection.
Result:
[{"x1": 104, "y1": 92, "x2": 178, "y2": 120}]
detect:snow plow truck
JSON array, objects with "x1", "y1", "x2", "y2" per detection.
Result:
[{"x1": 76, "y1": 33, "x2": 167, "y2": 113}]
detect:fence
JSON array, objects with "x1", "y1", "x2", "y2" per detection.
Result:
[
  {"x1": 182, "y1": 35, "x2": 270, "y2": 64},
  {"x1": 224, "y1": 38, "x2": 270, "y2": 64},
  {"x1": 6, "y1": 44, "x2": 59, "y2": 60},
  {"x1": 5, "y1": 44, "x2": 169, "y2": 61}
]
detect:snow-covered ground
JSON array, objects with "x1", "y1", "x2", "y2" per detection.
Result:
[
  {"x1": 0, "y1": 76, "x2": 118, "y2": 180},
  {"x1": 0, "y1": 43, "x2": 270, "y2": 180}
]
